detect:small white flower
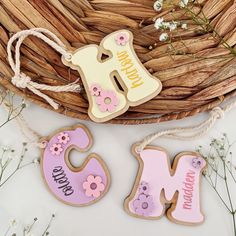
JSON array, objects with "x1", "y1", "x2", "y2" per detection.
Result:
[
  {"x1": 169, "y1": 22, "x2": 177, "y2": 31},
  {"x1": 181, "y1": 23, "x2": 188, "y2": 29},
  {"x1": 10, "y1": 219, "x2": 17, "y2": 226},
  {"x1": 179, "y1": 0, "x2": 189, "y2": 7},
  {"x1": 163, "y1": 22, "x2": 170, "y2": 29},
  {"x1": 21, "y1": 99, "x2": 29, "y2": 108},
  {"x1": 33, "y1": 158, "x2": 40, "y2": 164},
  {"x1": 1, "y1": 146, "x2": 10, "y2": 152},
  {"x1": 153, "y1": 0, "x2": 163, "y2": 11},
  {"x1": 154, "y1": 17, "x2": 164, "y2": 30},
  {"x1": 159, "y1": 33, "x2": 169, "y2": 42}
]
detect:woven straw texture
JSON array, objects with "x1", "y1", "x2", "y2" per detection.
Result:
[{"x1": 0, "y1": 0, "x2": 236, "y2": 124}]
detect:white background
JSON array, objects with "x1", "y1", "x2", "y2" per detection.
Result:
[{"x1": 0, "y1": 101, "x2": 236, "y2": 236}]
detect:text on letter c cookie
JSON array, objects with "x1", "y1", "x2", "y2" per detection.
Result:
[{"x1": 41, "y1": 125, "x2": 110, "y2": 206}]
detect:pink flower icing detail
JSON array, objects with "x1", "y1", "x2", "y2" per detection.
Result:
[
  {"x1": 133, "y1": 194, "x2": 154, "y2": 217},
  {"x1": 115, "y1": 32, "x2": 129, "y2": 46},
  {"x1": 83, "y1": 175, "x2": 105, "y2": 198},
  {"x1": 89, "y1": 84, "x2": 102, "y2": 96},
  {"x1": 57, "y1": 132, "x2": 70, "y2": 145},
  {"x1": 138, "y1": 181, "x2": 149, "y2": 195},
  {"x1": 96, "y1": 90, "x2": 119, "y2": 112},
  {"x1": 192, "y1": 157, "x2": 204, "y2": 169},
  {"x1": 50, "y1": 143, "x2": 63, "y2": 156}
]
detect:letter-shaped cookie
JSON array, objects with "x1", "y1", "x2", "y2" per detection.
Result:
[
  {"x1": 124, "y1": 145, "x2": 206, "y2": 225},
  {"x1": 62, "y1": 30, "x2": 162, "y2": 122},
  {"x1": 41, "y1": 125, "x2": 110, "y2": 206}
]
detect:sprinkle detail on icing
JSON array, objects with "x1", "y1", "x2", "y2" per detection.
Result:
[
  {"x1": 133, "y1": 194, "x2": 154, "y2": 216},
  {"x1": 115, "y1": 32, "x2": 129, "y2": 46},
  {"x1": 83, "y1": 175, "x2": 105, "y2": 198},
  {"x1": 96, "y1": 90, "x2": 119, "y2": 112},
  {"x1": 50, "y1": 143, "x2": 63, "y2": 155},
  {"x1": 89, "y1": 84, "x2": 102, "y2": 97},
  {"x1": 138, "y1": 181, "x2": 149, "y2": 195},
  {"x1": 57, "y1": 132, "x2": 70, "y2": 145}
]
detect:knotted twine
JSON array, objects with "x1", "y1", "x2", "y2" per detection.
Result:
[{"x1": 7, "y1": 28, "x2": 80, "y2": 110}]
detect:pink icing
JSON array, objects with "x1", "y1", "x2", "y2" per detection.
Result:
[
  {"x1": 128, "y1": 148, "x2": 206, "y2": 224},
  {"x1": 42, "y1": 127, "x2": 109, "y2": 206}
]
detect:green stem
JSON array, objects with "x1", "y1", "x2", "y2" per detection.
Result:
[
  {"x1": 0, "y1": 147, "x2": 27, "y2": 187},
  {"x1": 41, "y1": 215, "x2": 55, "y2": 236},
  {"x1": 205, "y1": 177, "x2": 231, "y2": 213},
  {"x1": 232, "y1": 213, "x2": 236, "y2": 236},
  {"x1": 0, "y1": 106, "x2": 24, "y2": 129},
  {"x1": 183, "y1": 5, "x2": 236, "y2": 56}
]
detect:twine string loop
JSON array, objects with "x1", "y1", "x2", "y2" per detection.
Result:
[
  {"x1": 7, "y1": 28, "x2": 80, "y2": 110},
  {"x1": 137, "y1": 99, "x2": 236, "y2": 152}
]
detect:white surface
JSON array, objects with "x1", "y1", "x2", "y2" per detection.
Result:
[{"x1": 0, "y1": 102, "x2": 236, "y2": 236}]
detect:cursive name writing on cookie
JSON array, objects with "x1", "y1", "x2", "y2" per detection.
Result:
[
  {"x1": 183, "y1": 170, "x2": 196, "y2": 210},
  {"x1": 117, "y1": 51, "x2": 144, "y2": 89},
  {"x1": 52, "y1": 166, "x2": 74, "y2": 196}
]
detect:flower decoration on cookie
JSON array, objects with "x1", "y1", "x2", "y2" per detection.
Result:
[
  {"x1": 50, "y1": 143, "x2": 63, "y2": 156},
  {"x1": 133, "y1": 194, "x2": 154, "y2": 216},
  {"x1": 138, "y1": 181, "x2": 149, "y2": 195},
  {"x1": 89, "y1": 84, "x2": 102, "y2": 97},
  {"x1": 115, "y1": 32, "x2": 129, "y2": 46},
  {"x1": 192, "y1": 157, "x2": 204, "y2": 169},
  {"x1": 96, "y1": 90, "x2": 119, "y2": 112},
  {"x1": 83, "y1": 175, "x2": 105, "y2": 198},
  {"x1": 57, "y1": 132, "x2": 70, "y2": 145}
]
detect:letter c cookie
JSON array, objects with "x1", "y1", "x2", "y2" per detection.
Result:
[{"x1": 41, "y1": 124, "x2": 110, "y2": 206}]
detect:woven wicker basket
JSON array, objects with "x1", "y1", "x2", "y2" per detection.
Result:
[{"x1": 0, "y1": 0, "x2": 236, "y2": 124}]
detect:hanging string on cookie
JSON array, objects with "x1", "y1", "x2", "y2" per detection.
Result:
[
  {"x1": 1, "y1": 97, "x2": 46, "y2": 148},
  {"x1": 136, "y1": 98, "x2": 236, "y2": 153},
  {"x1": 7, "y1": 28, "x2": 80, "y2": 110}
]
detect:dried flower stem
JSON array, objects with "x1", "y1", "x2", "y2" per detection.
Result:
[
  {"x1": 199, "y1": 134, "x2": 236, "y2": 236},
  {"x1": 0, "y1": 144, "x2": 34, "y2": 188},
  {"x1": 182, "y1": 3, "x2": 236, "y2": 56},
  {"x1": 41, "y1": 214, "x2": 55, "y2": 236},
  {"x1": 4, "y1": 215, "x2": 55, "y2": 236},
  {"x1": 0, "y1": 87, "x2": 26, "y2": 129}
]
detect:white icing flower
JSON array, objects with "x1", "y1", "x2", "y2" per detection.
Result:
[
  {"x1": 159, "y1": 33, "x2": 169, "y2": 42},
  {"x1": 181, "y1": 23, "x2": 188, "y2": 29},
  {"x1": 154, "y1": 17, "x2": 164, "y2": 30},
  {"x1": 153, "y1": 0, "x2": 163, "y2": 12}
]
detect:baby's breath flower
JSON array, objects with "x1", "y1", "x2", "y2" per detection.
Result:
[
  {"x1": 179, "y1": 0, "x2": 189, "y2": 8},
  {"x1": 10, "y1": 219, "x2": 17, "y2": 226},
  {"x1": 1, "y1": 146, "x2": 10, "y2": 152},
  {"x1": 33, "y1": 158, "x2": 40, "y2": 164},
  {"x1": 169, "y1": 22, "x2": 178, "y2": 31},
  {"x1": 159, "y1": 33, "x2": 169, "y2": 42},
  {"x1": 153, "y1": 0, "x2": 163, "y2": 12},
  {"x1": 181, "y1": 23, "x2": 188, "y2": 29},
  {"x1": 154, "y1": 17, "x2": 164, "y2": 30}
]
